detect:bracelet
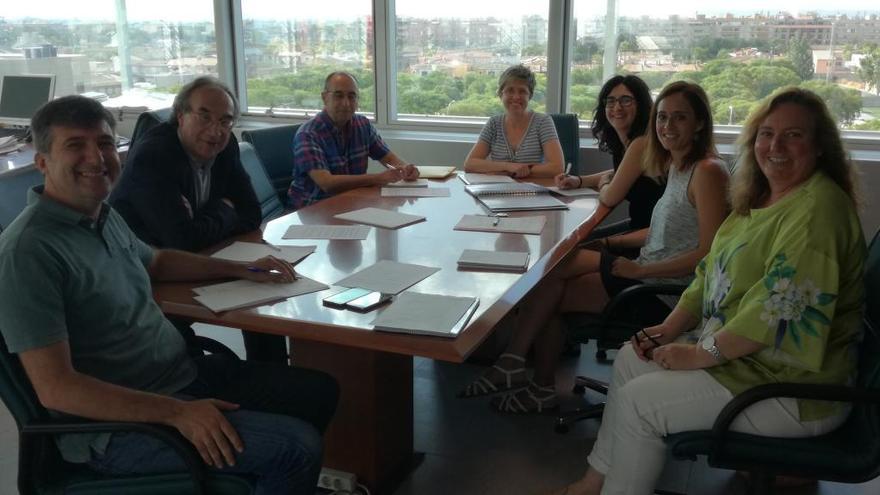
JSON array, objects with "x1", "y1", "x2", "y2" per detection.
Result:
[{"x1": 576, "y1": 176, "x2": 583, "y2": 188}]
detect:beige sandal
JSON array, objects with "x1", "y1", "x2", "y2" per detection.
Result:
[{"x1": 457, "y1": 353, "x2": 527, "y2": 398}]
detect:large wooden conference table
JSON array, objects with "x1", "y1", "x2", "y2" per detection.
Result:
[{"x1": 153, "y1": 174, "x2": 609, "y2": 493}]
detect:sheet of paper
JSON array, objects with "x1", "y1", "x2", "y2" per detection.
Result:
[
  {"x1": 282, "y1": 224, "x2": 371, "y2": 240},
  {"x1": 210, "y1": 241, "x2": 316, "y2": 264},
  {"x1": 416, "y1": 166, "x2": 457, "y2": 179},
  {"x1": 547, "y1": 186, "x2": 599, "y2": 197},
  {"x1": 371, "y1": 292, "x2": 478, "y2": 337},
  {"x1": 192, "y1": 276, "x2": 328, "y2": 313},
  {"x1": 461, "y1": 173, "x2": 515, "y2": 184},
  {"x1": 334, "y1": 207, "x2": 426, "y2": 230},
  {"x1": 386, "y1": 179, "x2": 429, "y2": 187},
  {"x1": 380, "y1": 187, "x2": 451, "y2": 198},
  {"x1": 457, "y1": 249, "x2": 530, "y2": 271},
  {"x1": 453, "y1": 214, "x2": 546, "y2": 235},
  {"x1": 335, "y1": 260, "x2": 440, "y2": 294}
]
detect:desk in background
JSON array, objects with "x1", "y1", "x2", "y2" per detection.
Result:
[{"x1": 154, "y1": 175, "x2": 608, "y2": 493}]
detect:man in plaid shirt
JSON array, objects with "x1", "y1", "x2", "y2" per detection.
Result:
[{"x1": 288, "y1": 71, "x2": 419, "y2": 209}]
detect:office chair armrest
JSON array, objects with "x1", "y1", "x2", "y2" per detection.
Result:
[
  {"x1": 708, "y1": 382, "x2": 880, "y2": 456},
  {"x1": 602, "y1": 283, "x2": 686, "y2": 323},
  {"x1": 583, "y1": 219, "x2": 632, "y2": 242},
  {"x1": 195, "y1": 335, "x2": 240, "y2": 361},
  {"x1": 22, "y1": 420, "x2": 207, "y2": 495}
]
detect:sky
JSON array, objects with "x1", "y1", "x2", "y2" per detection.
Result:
[{"x1": 1, "y1": 0, "x2": 877, "y2": 23}]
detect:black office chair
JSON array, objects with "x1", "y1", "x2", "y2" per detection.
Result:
[
  {"x1": 549, "y1": 113, "x2": 579, "y2": 174},
  {"x1": 663, "y1": 230, "x2": 880, "y2": 495},
  {"x1": 0, "y1": 167, "x2": 44, "y2": 229},
  {"x1": 240, "y1": 124, "x2": 301, "y2": 207},
  {"x1": 239, "y1": 142, "x2": 285, "y2": 222},
  {"x1": 129, "y1": 108, "x2": 173, "y2": 150},
  {"x1": 554, "y1": 282, "x2": 686, "y2": 433},
  {"x1": 0, "y1": 333, "x2": 253, "y2": 495}
]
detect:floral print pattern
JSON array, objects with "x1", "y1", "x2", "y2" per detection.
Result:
[{"x1": 759, "y1": 253, "x2": 837, "y2": 350}]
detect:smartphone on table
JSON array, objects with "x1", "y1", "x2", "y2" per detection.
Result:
[
  {"x1": 322, "y1": 287, "x2": 372, "y2": 308},
  {"x1": 345, "y1": 291, "x2": 393, "y2": 312}
]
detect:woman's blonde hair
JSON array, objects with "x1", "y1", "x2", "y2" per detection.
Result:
[
  {"x1": 730, "y1": 86, "x2": 860, "y2": 215},
  {"x1": 642, "y1": 81, "x2": 716, "y2": 178}
]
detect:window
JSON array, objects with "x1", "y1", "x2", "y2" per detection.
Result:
[
  {"x1": 0, "y1": 1, "x2": 217, "y2": 110},
  {"x1": 393, "y1": 1, "x2": 551, "y2": 120},
  {"x1": 571, "y1": 0, "x2": 880, "y2": 130},
  {"x1": 240, "y1": 0, "x2": 375, "y2": 116}
]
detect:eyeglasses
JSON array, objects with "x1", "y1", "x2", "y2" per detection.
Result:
[
  {"x1": 604, "y1": 96, "x2": 635, "y2": 108},
  {"x1": 189, "y1": 110, "x2": 235, "y2": 131}
]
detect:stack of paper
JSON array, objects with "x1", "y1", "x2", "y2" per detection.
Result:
[
  {"x1": 387, "y1": 179, "x2": 429, "y2": 187},
  {"x1": 465, "y1": 182, "x2": 567, "y2": 212},
  {"x1": 453, "y1": 214, "x2": 546, "y2": 235},
  {"x1": 210, "y1": 241, "x2": 315, "y2": 264},
  {"x1": 283, "y1": 225, "x2": 371, "y2": 240},
  {"x1": 547, "y1": 186, "x2": 600, "y2": 197},
  {"x1": 381, "y1": 187, "x2": 450, "y2": 198},
  {"x1": 334, "y1": 207, "x2": 426, "y2": 229},
  {"x1": 335, "y1": 260, "x2": 440, "y2": 294},
  {"x1": 417, "y1": 166, "x2": 457, "y2": 179},
  {"x1": 460, "y1": 173, "x2": 515, "y2": 185},
  {"x1": 457, "y1": 249, "x2": 530, "y2": 272},
  {"x1": 371, "y1": 292, "x2": 479, "y2": 338},
  {"x1": 192, "y1": 276, "x2": 328, "y2": 313}
]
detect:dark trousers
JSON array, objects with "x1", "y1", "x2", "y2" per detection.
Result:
[{"x1": 89, "y1": 354, "x2": 339, "y2": 494}]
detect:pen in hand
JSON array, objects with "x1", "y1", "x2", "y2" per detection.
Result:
[
  {"x1": 247, "y1": 266, "x2": 297, "y2": 281},
  {"x1": 640, "y1": 328, "x2": 662, "y2": 348},
  {"x1": 564, "y1": 162, "x2": 572, "y2": 176}
]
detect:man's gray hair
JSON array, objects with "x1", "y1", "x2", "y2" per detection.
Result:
[
  {"x1": 171, "y1": 76, "x2": 240, "y2": 126},
  {"x1": 30, "y1": 95, "x2": 116, "y2": 154}
]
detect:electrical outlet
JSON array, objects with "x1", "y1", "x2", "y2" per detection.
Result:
[{"x1": 317, "y1": 467, "x2": 357, "y2": 492}]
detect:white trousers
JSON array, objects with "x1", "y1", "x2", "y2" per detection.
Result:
[{"x1": 586, "y1": 344, "x2": 849, "y2": 495}]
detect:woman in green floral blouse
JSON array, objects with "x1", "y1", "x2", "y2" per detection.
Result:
[{"x1": 553, "y1": 87, "x2": 866, "y2": 495}]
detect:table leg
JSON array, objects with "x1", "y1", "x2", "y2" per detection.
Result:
[{"x1": 290, "y1": 338, "x2": 415, "y2": 494}]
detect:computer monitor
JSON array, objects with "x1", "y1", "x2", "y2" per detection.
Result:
[{"x1": 0, "y1": 74, "x2": 56, "y2": 127}]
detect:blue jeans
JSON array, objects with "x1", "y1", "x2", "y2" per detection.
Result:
[{"x1": 88, "y1": 354, "x2": 339, "y2": 495}]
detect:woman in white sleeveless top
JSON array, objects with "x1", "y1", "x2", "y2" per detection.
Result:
[{"x1": 459, "y1": 82, "x2": 730, "y2": 414}]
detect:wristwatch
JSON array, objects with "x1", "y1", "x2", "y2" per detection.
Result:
[{"x1": 701, "y1": 335, "x2": 727, "y2": 363}]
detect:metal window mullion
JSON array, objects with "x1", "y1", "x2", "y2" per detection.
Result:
[
  {"x1": 373, "y1": 0, "x2": 394, "y2": 126},
  {"x1": 215, "y1": 0, "x2": 247, "y2": 110}
]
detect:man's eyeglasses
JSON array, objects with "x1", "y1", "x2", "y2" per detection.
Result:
[
  {"x1": 604, "y1": 95, "x2": 635, "y2": 108},
  {"x1": 190, "y1": 111, "x2": 235, "y2": 131}
]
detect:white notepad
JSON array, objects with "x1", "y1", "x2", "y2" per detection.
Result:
[
  {"x1": 386, "y1": 179, "x2": 429, "y2": 187},
  {"x1": 335, "y1": 260, "x2": 440, "y2": 294},
  {"x1": 465, "y1": 183, "x2": 567, "y2": 212},
  {"x1": 192, "y1": 276, "x2": 329, "y2": 313},
  {"x1": 547, "y1": 186, "x2": 600, "y2": 197},
  {"x1": 380, "y1": 187, "x2": 450, "y2": 198},
  {"x1": 210, "y1": 241, "x2": 316, "y2": 264},
  {"x1": 453, "y1": 215, "x2": 547, "y2": 235},
  {"x1": 371, "y1": 292, "x2": 479, "y2": 338},
  {"x1": 282, "y1": 225, "x2": 371, "y2": 240},
  {"x1": 460, "y1": 173, "x2": 516, "y2": 185},
  {"x1": 416, "y1": 166, "x2": 457, "y2": 179},
  {"x1": 334, "y1": 207, "x2": 426, "y2": 229},
  {"x1": 457, "y1": 249, "x2": 530, "y2": 272}
]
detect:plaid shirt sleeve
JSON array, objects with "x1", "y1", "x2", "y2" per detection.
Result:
[{"x1": 294, "y1": 128, "x2": 329, "y2": 175}]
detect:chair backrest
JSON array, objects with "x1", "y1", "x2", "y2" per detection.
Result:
[
  {"x1": 549, "y1": 113, "x2": 579, "y2": 174},
  {"x1": 130, "y1": 108, "x2": 172, "y2": 148},
  {"x1": 859, "y1": 229, "x2": 880, "y2": 390},
  {"x1": 0, "y1": 167, "x2": 44, "y2": 229},
  {"x1": 239, "y1": 142, "x2": 284, "y2": 222},
  {"x1": 240, "y1": 124, "x2": 301, "y2": 207},
  {"x1": 0, "y1": 334, "x2": 47, "y2": 433}
]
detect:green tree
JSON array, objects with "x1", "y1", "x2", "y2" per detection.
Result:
[
  {"x1": 787, "y1": 37, "x2": 814, "y2": 81},
  {"x1": 858, "y1": 50, "x2": 880, "y2": 95},
  {"x1": 800, "y1": 80, "x2": 863, "y2": 125}
]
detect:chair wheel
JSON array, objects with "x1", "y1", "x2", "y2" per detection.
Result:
[
  {"x1": 572, "y1": 384, "x2": 586, "y2": 395},
  {"x1": 596, "y1": 350, "x2": 607, "y2": 360}
]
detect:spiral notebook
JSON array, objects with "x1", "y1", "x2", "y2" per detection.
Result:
[{"x1": 464, "y1": 183, "x2": 568, "y2": 212}]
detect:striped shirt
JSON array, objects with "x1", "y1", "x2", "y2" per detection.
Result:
[
  {"x1": 478, "y1": 112, "x2": 558, "y2": 164},
  {"x1": 288, "y1": 110, "x2": 390, "y2": 209}
]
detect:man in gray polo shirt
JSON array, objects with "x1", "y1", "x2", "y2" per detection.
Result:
[{"x1": 0, "y1": 96, "x2": 337, "y2": 494}]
